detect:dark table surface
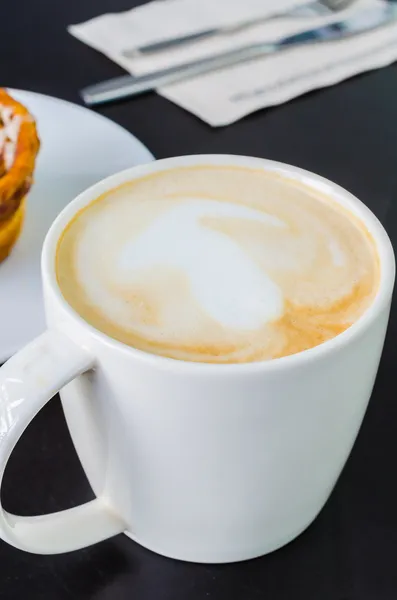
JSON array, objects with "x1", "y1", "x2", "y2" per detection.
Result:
[{"x1": 2, "y1": 1, "x2": 397, "y2": 598}]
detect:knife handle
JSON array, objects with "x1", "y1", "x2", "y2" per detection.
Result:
[{"x1": 82, "y1": 42, "x2": 274, "y2": 106}]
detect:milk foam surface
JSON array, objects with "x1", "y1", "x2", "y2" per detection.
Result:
[{"x1": 56, "y1": 166, "x2": 380, "y2": 363}]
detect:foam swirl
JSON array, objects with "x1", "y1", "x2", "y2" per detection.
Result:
[{"x1": 56, "y1": 166, "x2": 379, "y2": 363}]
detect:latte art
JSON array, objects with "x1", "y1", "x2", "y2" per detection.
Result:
[
  {"x1": 113, "y1": 199, "x2": 284, "y2": 330},
  {"x1": 56, "y1": 166, "x2": 379, "y2": 363}
]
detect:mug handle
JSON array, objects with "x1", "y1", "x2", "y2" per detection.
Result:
[{"x1": 0, "y1": 330, "x2": 125, "y2": 554}]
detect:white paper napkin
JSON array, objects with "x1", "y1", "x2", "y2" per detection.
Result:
[{"x1": 69, "y1": 0, "x2": 397, "y2": 126}]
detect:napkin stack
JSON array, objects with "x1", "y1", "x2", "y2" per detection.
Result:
[{"x1": 69, "y1": 0, "x2": 397, "y2": 126}]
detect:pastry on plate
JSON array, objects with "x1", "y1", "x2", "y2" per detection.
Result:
[{"x1": 0, "y1": 89, "x2": 40, "y2": 262}]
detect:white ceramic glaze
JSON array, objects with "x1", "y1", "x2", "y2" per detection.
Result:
[
  {"x1": 0, "y1": 89, "x2": 154, "y2": 362},
  {"x1": 0, "y1": 155, "x2": 394, "y2": 560}
]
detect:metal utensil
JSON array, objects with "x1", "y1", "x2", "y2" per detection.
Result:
[
  {"x1": 123, "y1": 0, "x2": 355, "y2": 57},
  {"x1": 81, "y1": 4, "x2": 397, "y2": 107}
]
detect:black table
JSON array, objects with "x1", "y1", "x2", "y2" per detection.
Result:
[{"x1": 2, "y1": 1, "x2": 397, "y2": 598}]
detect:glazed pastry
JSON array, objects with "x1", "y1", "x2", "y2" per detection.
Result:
[{"x1": 0, "y1": 89, "x2": 40, "y2": 262}]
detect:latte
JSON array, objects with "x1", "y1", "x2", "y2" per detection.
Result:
[{"x1": 56, "y1": 165, "x2": 380, "y2": 363}]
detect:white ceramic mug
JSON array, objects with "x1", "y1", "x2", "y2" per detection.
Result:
[{"x1": 0, "y1": 155, "x2": 394, "y2": 561}]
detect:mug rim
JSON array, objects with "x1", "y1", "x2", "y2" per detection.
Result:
[{"x1": 42, "y1": 154, "x2": 395, "y2": 373}]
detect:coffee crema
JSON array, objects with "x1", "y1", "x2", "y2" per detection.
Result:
[{"x1": 56, "y1": 165, "x2": 380, "y2": 364}]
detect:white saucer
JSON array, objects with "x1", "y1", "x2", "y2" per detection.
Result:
[{"x1": 0, "y1": 89, "x2": 154, "y2": 362}]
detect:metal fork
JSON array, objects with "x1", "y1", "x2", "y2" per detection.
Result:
[
  {"x1": 83, "y1": 3, "x2": 396, "y2": 107},
  {"x1": 122, "y1": 0, "x2": 355, "y2": 57}
]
